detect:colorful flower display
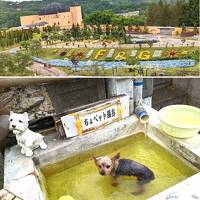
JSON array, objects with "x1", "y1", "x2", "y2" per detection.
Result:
[
  {"x1": 165, "y1": 50, "x2": 178, "y2": 58},
  {"x1": 138, "y1": 51, "x2": 151, "y2": 60},
  {"x1": 153, "y1": 50, "x2": 162, "y2": 58},
  {"x1": 106, "y1": 49, "x2": 115, "y2": 58},
  {"x1": 115, "y1": 51, "x2": 127, "y2": 60},
  {"x1": 85, "y1": 50, "x2": 94, "y2": 59},
  {"x1": 94, "y1": 50, "x2": 106, "y2": 60},
  {"x1": 130, "y1": 50, "x2": 137, "y2": 57},
  {"x1": 139, "y1": 59, "x2": 196, "y2": 68}
]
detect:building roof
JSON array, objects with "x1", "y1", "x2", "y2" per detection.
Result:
[
  {"x1": 39, "y1": 2, "x2": 67, "y2": 15},
  {"x1": 26, "y1": 21, "x2": 48, "y2": 28},
  {"x1": 71, "y1": 2, "x2": 80, "y2": 7}
]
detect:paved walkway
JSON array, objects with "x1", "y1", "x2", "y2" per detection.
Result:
[
  {"x1": 27, "y1": 62, "x2": 66, "y2": 76},
  {"x1": 42, "y1": 35, "x2": 200, "y2": 49}
]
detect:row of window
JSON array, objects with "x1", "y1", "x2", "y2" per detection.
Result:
[
  {"x1": 53, "y1": 21, "x2": 71, "y2": 25},
  {"x1": 38, "y1": 15, "x2": 70, "y2": 20}
]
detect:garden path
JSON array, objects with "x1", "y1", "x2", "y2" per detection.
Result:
[{"x1": 27, "y1": 62, "x2": 66, "y2": 76}]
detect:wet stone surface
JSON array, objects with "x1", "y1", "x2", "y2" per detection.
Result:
[{"x1": 0, "y1": 153, "x2": 3, "y2": 189}]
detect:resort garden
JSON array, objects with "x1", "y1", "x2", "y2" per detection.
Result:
[
  {"x1": 0, "y1": 10, "x2": 199, "y2": 76},
  {"x1": 34, "y1": 46, "x2": 199, "y2": 76}
]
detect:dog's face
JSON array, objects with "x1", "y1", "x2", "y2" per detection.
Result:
[
  {"x1": 9, "y1": 111, "x2": 29, "y2": 134},
  {"x1": 93, "y1": 153, "x2": 120, "y2": 176}
]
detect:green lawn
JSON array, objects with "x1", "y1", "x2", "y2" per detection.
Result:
[{"x1": 58, "y1": 65, "x2": 199, "y2": 76}]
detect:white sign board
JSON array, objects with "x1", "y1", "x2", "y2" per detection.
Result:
[{"x1": 60, "y1": 95, "x2": 129, "y2": 138}]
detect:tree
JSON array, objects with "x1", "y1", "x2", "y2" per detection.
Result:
[
  {"x1": 29, "y1": 39, "x2": 42, "y2": 56},
  {"x1": 147, "y1": 0, "x2": 199, "y2": 26},
  {"x1": 0, "y1": 52, "x2": 32, "y2": 76},
  {"x1": 20, "y1": 41, "x2": 30, "y2": 51},
  {"x1": 193, "y1": 24, "x2": 199, "y2": 35},
  {"x1": 14, "y1": 51, "x2": 32, "y2": 68},
  {"x1": 84, "y1": 10, "x2": 114, "y2": 25},
  {"x1": 105, "y1": 24, "x2": 110, "y2": 37},
  {"x1": 147, "y1": 41, "x2": 153, "y2": 48}
]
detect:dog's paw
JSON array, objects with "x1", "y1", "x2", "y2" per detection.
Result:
[
  {"x1": 40, "y1": 141, "x2": 47, "y2": 150},
  {"x1": 25, "y1": 151, "x2": 33, "y2": 157},
  {"x1": 131, "y1": 190, "x2": 144, "y2": 196},
  {"x1": 21, "y1": 148, "x2": 25, "y2": 155},
  {"x1": 112, "y1": 182, "x2": 119, "y2": 187}
]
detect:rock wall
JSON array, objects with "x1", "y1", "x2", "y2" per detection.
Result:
[
  {"x1": 0, "y1": 85, "x2": 56, "y2": 121},
  {"x1": 172, "y1": 79, "x2": 200, "y2": 108}
]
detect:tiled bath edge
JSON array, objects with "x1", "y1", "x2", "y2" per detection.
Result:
[
  {"x1": 4, "y1": 109, "x2": 200, "y2": 200},
  {"x1": 146, "y1": 106, "x2": 200, "y2": 200}
]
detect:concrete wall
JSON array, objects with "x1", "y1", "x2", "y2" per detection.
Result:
[
  {"x1": 70, "y1": 5, "x2": 83, "y2": 26},
  {"x1": 172, "y1": 79, "x2": 200, "y2": 108}
]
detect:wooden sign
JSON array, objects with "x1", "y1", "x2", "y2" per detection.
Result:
[{"x1": 60, "y1": 95, "x2": 129, "y2": 137}]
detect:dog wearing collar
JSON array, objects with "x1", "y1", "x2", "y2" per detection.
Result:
[
  {"x1": 9, "y1": 111, "x2": 47, "y2": 157},
  {"x1": 93, "y1": 153, "x2": 155, "y2": 195}
]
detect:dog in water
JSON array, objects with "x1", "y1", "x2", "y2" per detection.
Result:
[
  {"x1": 93, "y1": 153, "x2": 155, "y2": 195},
  {"x1": 9, "y1": 111, "x2": 47, "y2": 157}
]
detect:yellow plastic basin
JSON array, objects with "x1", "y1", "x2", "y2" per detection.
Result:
[{"x1": 158, "y1": 105, "x2": 200, "y2": 138}]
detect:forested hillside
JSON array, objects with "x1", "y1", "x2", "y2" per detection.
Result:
[
  {"x1": 0, "y1": 0, "x2": 198, "y2": 28},
  {"x1": 0, "y1": 0, "x2": 151, "y2": 28},
  {"x1": 147, "y1": 0, "x2": 199, "y2": 26}
]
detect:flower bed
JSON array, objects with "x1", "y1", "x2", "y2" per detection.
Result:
[
  {"x1": 85, "y1": 50, "x2": 94, "y2": 59},
  {"x1": 129, "y1": 37, "x2": 159, "y2": 44},
  {"x1": 106, "y1": 49, "x2": 115, "y2": 58},
  {"x1": 47, "y1": 59, "x2": 128, "y2": 69},
  {"x1": 139, "y1": 59, "x2": 196, "y2": 68}
]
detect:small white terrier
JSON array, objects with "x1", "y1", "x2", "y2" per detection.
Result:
[{"x1": 9, "y1": 111, "x2": 47, "y2": 157}]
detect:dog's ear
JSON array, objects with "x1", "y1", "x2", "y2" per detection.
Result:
[
  {"x1": 112, "y1": 153, "x2": 120, "y2": 161},
  {"x1": 92, "y1": 155, "x2": 98, "y2": 166},
  {"x1": 92, "y1": 155, "x2": 97, "y2": 162},
  {"x1": 23, "y1": 112, "x2": 29, "y2": 119},
  {"x1": 10, "y1": 111, "x2": 13, "y2": 115}
]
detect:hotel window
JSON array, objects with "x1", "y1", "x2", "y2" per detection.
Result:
[
  {"x1": 68, "y1": 21, "x2": 70, "y2": 24},
  {"x1": 58, "y1": 22, "x2": 60, "y2": 25}
]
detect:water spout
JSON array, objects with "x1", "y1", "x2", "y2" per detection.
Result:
[{"x1": 133, "y1": 78, "x2": 150, "y2": 136}]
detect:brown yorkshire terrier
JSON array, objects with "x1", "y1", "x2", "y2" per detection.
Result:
[{"x1": 93, "y1": 153, "x2": 155, "y2": 195}]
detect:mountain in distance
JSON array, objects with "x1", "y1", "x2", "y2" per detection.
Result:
[{"x1": 0, "y1": 0, "x2": 161, "y2": 28}]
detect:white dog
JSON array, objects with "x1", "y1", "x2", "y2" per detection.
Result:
[{"x1": 9, "y1": 111, "x2": 47, "y2": 157}]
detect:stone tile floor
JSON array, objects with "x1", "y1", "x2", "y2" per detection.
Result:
[
  {"x1": 0, "y1": 189, "x2": 22, "y2": 200},
  {"x1": 149, "y1": 173, "x2": 200, "y2": 200}
]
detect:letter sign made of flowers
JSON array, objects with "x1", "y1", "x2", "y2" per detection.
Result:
[
  {"x1": 115, "y1": 51, "x2": 127, "y2": 61},
  {"x1": 94, "y1": 49, "x2": 107, "y2": 60},
  {"x1": 138, "y1": 51, "x2": 151, "y2": 60}
]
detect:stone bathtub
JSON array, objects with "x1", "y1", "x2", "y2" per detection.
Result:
[{"x1": 4, "y1": 107, "x2": 200, "y2": 200}]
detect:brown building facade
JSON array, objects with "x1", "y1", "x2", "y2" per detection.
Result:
[{"x1": 20, "y1": 4, "x2": 82, "y2": 29}]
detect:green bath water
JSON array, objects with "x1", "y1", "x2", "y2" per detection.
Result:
[{"x1": 41, "y1": 133, "x2": 196, "y2": 200}]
